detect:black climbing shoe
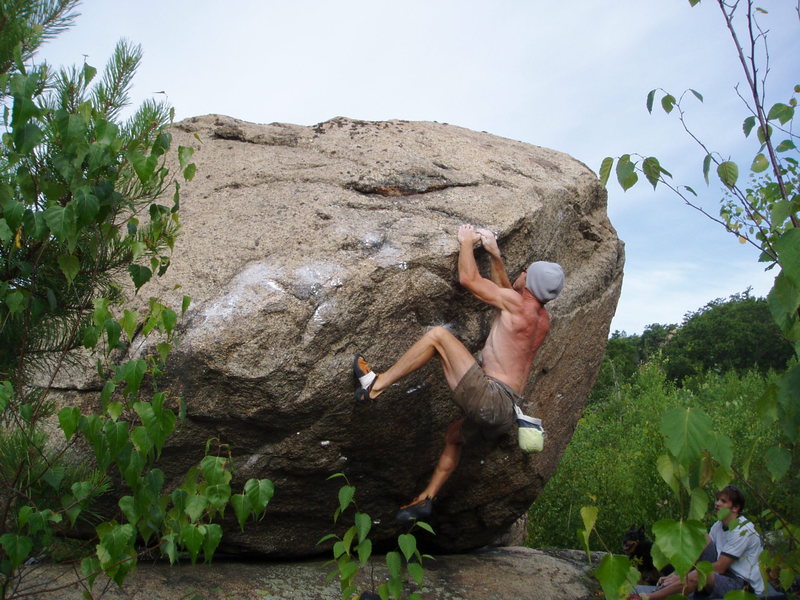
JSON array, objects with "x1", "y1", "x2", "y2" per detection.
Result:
[{"x1": 395, "y1": 497, "x2": 433, "y2": 523}]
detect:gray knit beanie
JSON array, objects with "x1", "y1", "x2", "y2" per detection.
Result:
[{"x1": 525, "y1": 261, "x2": 564, "y2": 304}]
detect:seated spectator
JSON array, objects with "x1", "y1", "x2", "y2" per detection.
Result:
[{"x1": 630, "y1": 485, "x2": 764, "y2": 599}]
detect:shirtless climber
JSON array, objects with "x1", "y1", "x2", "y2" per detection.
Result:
[{"x1": 353, "y1": 223, "x2": 564, "y2": 522}]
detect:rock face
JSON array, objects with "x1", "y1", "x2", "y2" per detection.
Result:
[{"x1": 66, "y1": 115, "x2": 624, "y2": 556}]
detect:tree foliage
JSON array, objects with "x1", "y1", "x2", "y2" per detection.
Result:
[
  {"x1": 529, "y1": 363, "x2": 786, "y2": 551},
  {"x1": 594, "y1": 0, "x2": 799, "y2": 596},
  {"x1": 0, "y1": 2, "x2": 272, "y2": 597},
  {"x1": 592, "y1": 292, "x2": 790, "y2": 399},
  {"x1": 663, "y1": 291, "x2": 793, "y2": 382}
]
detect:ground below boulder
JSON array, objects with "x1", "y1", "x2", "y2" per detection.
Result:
[{"x1": 24, "y1": 547, "x2": 599, "y2": 599}]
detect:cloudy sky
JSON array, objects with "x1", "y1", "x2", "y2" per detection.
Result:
[{"x1": 40, "y1": 0, "x2": 798, "y2": 333}]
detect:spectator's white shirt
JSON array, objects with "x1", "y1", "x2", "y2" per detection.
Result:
[{"x1": 709, "y1": 516, "x2": 764, "y2": 596}]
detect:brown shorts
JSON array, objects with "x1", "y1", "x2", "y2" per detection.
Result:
[{"x1": 453, "y1": 362, "x2": 520, "y2": 442}]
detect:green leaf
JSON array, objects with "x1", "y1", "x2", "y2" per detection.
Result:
[
  {"x1": 578, "y1": 505, "x2": 597, "y2": 556},
  {"x1": 742, "y1": 116, "x2": 756, "y2": 137},
  {"x1": 92, "y1": 297, "x2": 111, "y2": 327},
  {"x1": 343, "y1": 525, "x2": 356, "y2": 554},
  {"x1": 775, "y1": 228, "x2": 800, "y2": 286},
  {"x1": 74, "y1": 187, "x2": 99, "y2": 226},
  {"x1": 767, "y1": 271, "x2": 800, "y2": 338},
  {"x1": 708, "y1": 431, "x2": 733, "y2": 471},
  {"x1": 0, "y1": 381, "x2": 14, "y2": 414},
  {"x1": 183, "y1": 495, "x2": 208, "y2": 522},
  {"x1": 161, "y1": 533, "x2": 178, "y2": 564},
  {"x1": 716, "y1": 161, "x2": 739, "y2": 189},
  {"x1": 120, "y1": 310, "x2": 138, "y2": 342},
  {"x1": 58, "y1": 406, "x2": 81, "y2": 440},
  {"x1": 128, "y1": 264, "x2": 152, "y2": 291},
  {"x1": 57, "y1": 254, "x2": 80, "y2": 286},
  {"x1": 398, "y1": 533, "x2": 417, "y2": 562},
  {"x1": 317, "y1": 533, "x2": 338, "y2": 545},
  {"x1": 96, "y1": 522, "x2": 135, "y2": 569},
  {"x1": 414, "y1": 521, "x2": 435, "y2": 534},
  {"x1": 44, "y1": 203, "x2": 77, "y2": 246},
  {"x1": 646, "y1": 89, "x2": 656, "y2": 114},
  {"x1": 130, "y1": 426, "x2": 153, "y2": 455},
  {"x1": 161, "y1": 308, "x2": 177, "y2": 334},
  {"x1": 71, "y1": 481, "x2": 93, "y2": 502},
  {"x1": 180, "y1": 523, "x2": 204, "y2": 564},
  {"x1": 338, "y1": 485, "x2": 355, "y2": 515},
  {"x1": 0, "y1": 534, "x2": 32, "y2": 569},
  {"x1": 183, "y1": 163, "x2": 196, "y2": 181},
  {"x1": 598, "y1": 157, "x2": 613, "y2": 187},
  {"x1": 182, "y1": 295, "x2": 192, "y2": 314},
  {"x1": 764, "y1": 446, "x2": 791, "y2": 481},
  {"x1": 82, "y1": 62, "x2": 97, "y2": 85},
  {"x1": 689, "y1": 89, "x2": 703, "y2": 102},
  {"x1": 615, "y1": 154, "x2": 638, "y2": 191},
  {"x1": 642, "y1": 156, "x2": 662, "y2": 189},
  {"x1": 61, "y1": 494, "x2": 82, "y2": 527},
  {"x1": 5, "y1": 290, "x2": 25, "y2": 314},
  {"x1": 105, "y1": 319, "x2": 123, "y2": 350},
  {"x1": 157, "y1": 342, "x2": 172, "y2": 364},
  {"x1": 119, "y1": 360, "x2": 147, "y2": 398},
  {"x1": 661, "y1": 406, "x2": 714, "y2": 463},
  {"x1": 688, "y1": 487, "x2": 708, "y2": 522},
  {"x1": 178, "y1": 146, "x2": 195, "y2": 169},
  {"x1": 14, "y1": 122, "x2": 43, "y2": 154},
  {"x1": 0, "y1": 218, "x2": 12, "y2": 242},
  {"x1": 201, "y1": 456, "x2": 231, "y2": 486},
  {"x1": 702, "y1": 153, "x2": 713, "y2": 184},
  {"x1": 650, "y1": 539, "x2": 670, "y2": 572},
  {"x1": 356, "y1": 538, "x2": 372, "y2": 565},
  {"x1": 354, "y1": 512, "x2": 371, "y2": 544},
  {"x1": 407, "y1": 562, "x2": 424, "y2": 586},
  {"x1": 656, "y1": 454, "x2": 681, "y2": 495},
  {"x1": 100, "y1": 380, "x2": 116, "y2": 407},
  {"x1": 203, "y1": 523, "x2": 223, "y2": 562},
  {"x1": 231, "y1": 494, "x2": 250, "y2": 531},
  {"x1": 750, "y1": 153, "x2": 769, "y2": 173},
  {"x1": 661, "y1": 94, "x2": 676, "y2": 114},
  {"x1": 386, "y1": 550, "x2": 402, "y2": 577},
  {"x1": 128, "y1": 151, "x2": 157, "y2": 184},
  {"x1": 775, "y1": 139, "x2": 796, "y2": 152},
  {"x1": 205, "y1": 483, "x2": 231, "y2": 512},
  {"x1": 41, "y1": 467, "x2": 65, "y2": 491},
  {"x1": 119, "y1": 496, "x2": 138, "y2": 525},
  {"x1": 81, "y1": 553, "x2": 100, "y2": 579},
  {"x1": 652, "y1": 519, "x2": 707, "y2": 576},
  {"x1": 767, "y1": 102, "x2": 794, "y2": 124},
  {"x1": 244, "y1": 479, "x2": 275, "y2": 514},
  {"x1": 594, "y1": 554, "x2": 637, "y2": 600}
]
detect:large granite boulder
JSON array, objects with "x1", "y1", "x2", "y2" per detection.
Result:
[{"x1": 62, "y1": 115, "x2": 624, "y2": 557}]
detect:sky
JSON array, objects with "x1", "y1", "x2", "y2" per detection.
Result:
[{"x1": 38, "y1": 0, "x2": 799, "y2": 334}]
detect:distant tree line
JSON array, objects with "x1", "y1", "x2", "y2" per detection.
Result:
[{"x1": 592, "y1": 289, "x2": 793, "y2": 401}]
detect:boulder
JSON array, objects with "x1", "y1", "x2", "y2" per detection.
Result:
[{"x1": 62, "y1": 115, "x2": 624, "y2": 556}]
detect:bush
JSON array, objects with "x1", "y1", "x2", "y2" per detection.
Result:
[{"x1": 527, "y1": 361, "x2": 783, "y2": 550}]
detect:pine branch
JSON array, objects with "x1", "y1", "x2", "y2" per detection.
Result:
[{"x1": 91, "y1": 39, "x2": 142, "y2": 120}]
